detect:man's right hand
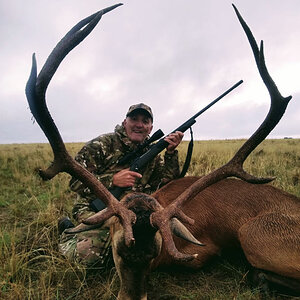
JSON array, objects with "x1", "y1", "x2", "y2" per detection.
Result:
[{"x1": 112, "y1": 168, "x2": 142, "y2": 187}]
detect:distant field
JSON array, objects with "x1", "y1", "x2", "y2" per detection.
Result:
[{"x1": 0, "y1": 139, "x2": 299, "y2": 299}]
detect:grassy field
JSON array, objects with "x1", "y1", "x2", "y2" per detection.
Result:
[{"x1": 1, "y1": 139, "x2": 300, "y2": 300}]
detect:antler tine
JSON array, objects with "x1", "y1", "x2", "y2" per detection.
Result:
[
  {"x1": 25, "y1": 5, "x2": 136, "y2": 245},
  {"x1": 232, "y1": 4, "x2": 280, "y2": 98},
  {"x1": 37, "y1": 4, "x2": 123, "y2": 95},
  {"x1": 83, "y1": 207, "x2": 136, "y2": 247},
  {"x1": 226, "y1": 5, "x2": 292, "y2": 181},
  {"x1": 232, "y1": 5, "x2": 292, "y2": 173},
  {"x1": 26, "y1": 4, "x2": 123, "y2": 166},
  {"x1": 151, "y1": 5, "x2": 292, "y2": 261}
]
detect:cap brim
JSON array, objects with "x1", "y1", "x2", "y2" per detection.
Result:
[{"x1": 127, "y1": 108, "x2": 153, "y2": 121}]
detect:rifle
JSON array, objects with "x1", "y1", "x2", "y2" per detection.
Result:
[{"x1": 90, "y1": 80, "x2": 243, "y2": 212}]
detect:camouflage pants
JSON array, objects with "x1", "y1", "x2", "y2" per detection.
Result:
[
  {"x1": 58, "y1": 197, "x2": 113, "y2": 269},
  {"x1": 59, "y1": 227, "x2": 112, "y2": 269}
]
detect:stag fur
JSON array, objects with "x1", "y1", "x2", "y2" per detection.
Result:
[{"x1": 25, "y1": 3, "x2": 299, "y2": 300}]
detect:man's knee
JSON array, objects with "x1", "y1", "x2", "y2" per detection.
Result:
[{"x1": 59, "y1": 229, "x2": 112, "y2": 268}]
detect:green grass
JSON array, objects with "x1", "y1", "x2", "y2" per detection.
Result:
[{"x1": 0, "y1": 139, "x2": 300, "y2": 299}]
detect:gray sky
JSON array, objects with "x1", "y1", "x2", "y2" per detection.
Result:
[{"x1": 1, "y1": 0, "x2": 299, "y2": 144}]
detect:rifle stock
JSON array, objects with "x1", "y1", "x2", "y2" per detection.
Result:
[{"x1": 90, "y1": 80, "x2": 243, "y2": 211}]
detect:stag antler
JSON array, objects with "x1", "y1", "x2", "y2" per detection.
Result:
[
  {"x1": 25, "y1": 4, "x2": 139, "y2": 247},
  {"x1": 150, "y1": 4, "x2": 292, "y2": 261}
]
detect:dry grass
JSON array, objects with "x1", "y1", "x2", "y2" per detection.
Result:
[{"x1": 1, "y1": 139, "x2": 300, "y2": 299}]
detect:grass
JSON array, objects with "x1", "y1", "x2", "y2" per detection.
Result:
[{"x1": 0, "y1": 139, "x2": 300, "y2": 299}]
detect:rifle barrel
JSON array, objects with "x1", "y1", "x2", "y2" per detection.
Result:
[
  {"x1": 191, "y1": 80, "x2": 243, "y2": 120},
  {"x1": 172, "y1": 80, "x2": 243, "y2": 133}
]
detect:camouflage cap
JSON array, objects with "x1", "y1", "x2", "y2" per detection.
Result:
[{"x1": 126, "y1": 103, "x2": 153, "y2": 121}]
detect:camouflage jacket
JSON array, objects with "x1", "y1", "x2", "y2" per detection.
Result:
[{"x1": 69, "y1": 125, "x2": 180, "y2": 202}]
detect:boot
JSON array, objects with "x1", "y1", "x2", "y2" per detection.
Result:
[{"x1": 58, "y1": 216, "x2": 75, "y2": 235}]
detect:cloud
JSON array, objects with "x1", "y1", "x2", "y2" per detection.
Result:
[{"x1": 1, "y1": 0, "x2": 300, "y2": 144}]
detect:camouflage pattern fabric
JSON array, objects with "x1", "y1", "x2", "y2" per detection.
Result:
[
  {"x1": 59, "y1": 226, "x2": 112, "y2": 269},
  {"x1": 59, "y1": 124, "x2": 180, "y2": 268}
]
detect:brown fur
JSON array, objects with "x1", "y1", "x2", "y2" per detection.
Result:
[
  {"x1": 151, "y1": 177, "x2": 300, "y2": 285},
  {"x1": 110, "y1": 193, "x2": 163, "y2": 300}
]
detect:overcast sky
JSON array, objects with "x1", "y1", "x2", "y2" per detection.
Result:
[{"x1": 1, "y1": 0, "x2": 299, "y2": 144}]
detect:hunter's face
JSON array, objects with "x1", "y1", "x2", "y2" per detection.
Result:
[{"x1": 123, "y1": 113, "x2": 153, "y2": 144}]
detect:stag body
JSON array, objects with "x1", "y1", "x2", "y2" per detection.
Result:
[{"x1": 153, "y1": 177, "x2": 300, "y2": 275}]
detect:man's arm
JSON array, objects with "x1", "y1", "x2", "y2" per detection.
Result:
[
  {"x1": 69, "y1": 139, "x2": 116, "y2": 200},
  {"x1": 69, "y1": 135, "x2": 142, "y2": 199}
]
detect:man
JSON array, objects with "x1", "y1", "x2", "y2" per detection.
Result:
[{"x1": 59, "y1": 103, "x2": 183, "y2": 269}]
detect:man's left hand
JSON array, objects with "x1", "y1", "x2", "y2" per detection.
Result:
[{"x1": 164, "y1": 131, "x2": 184, "y2": 154}]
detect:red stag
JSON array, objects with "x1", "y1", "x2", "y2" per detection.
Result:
[{"x1": 25, "y1": 3, "x2": 299, "y2": 299}]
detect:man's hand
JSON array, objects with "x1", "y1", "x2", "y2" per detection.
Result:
[
  {"x1": 164, "y1": 131, "x2": 184, "y2": 154},
  {"x1": 113, "y1": 168, "x2": 142, "y2": 187}
]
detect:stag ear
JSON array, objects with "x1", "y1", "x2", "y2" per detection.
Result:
[{"x1": 171, "y1": 218, "x2": 205, "y2": 246}]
